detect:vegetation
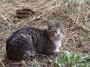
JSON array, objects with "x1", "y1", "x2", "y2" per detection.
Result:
[{"x1": 54, "y1": 50, "x2": 90, "y2": 67}]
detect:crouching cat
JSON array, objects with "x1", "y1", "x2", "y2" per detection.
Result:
[{"x1": 6, "y1": 21, "x2": 65, "y2": 61}]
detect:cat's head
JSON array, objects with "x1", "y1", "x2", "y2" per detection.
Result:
[{"x1": 47, "y1": 21, "x2": 65, "y2": 41}]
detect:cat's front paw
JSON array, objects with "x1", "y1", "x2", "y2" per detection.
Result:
[{"x1": 54, "y1": 48, "x2": 60, "y2": 53}]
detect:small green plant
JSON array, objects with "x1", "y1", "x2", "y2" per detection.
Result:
[{"x1": 54, "y1": 50, "x2": 90, "y2": 67}]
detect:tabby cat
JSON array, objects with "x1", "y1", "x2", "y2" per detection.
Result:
[{"x1": 6, "y1": 21, "x2": 65, "y2": 61}]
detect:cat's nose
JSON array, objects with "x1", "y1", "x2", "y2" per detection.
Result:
[{"x1": 57, "y1": 34, "x2": 60, "y2": 37}]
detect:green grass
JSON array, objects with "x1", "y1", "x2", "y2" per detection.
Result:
[{"x1": 54, "y1": 50, "x2": 90, "y2": 67}]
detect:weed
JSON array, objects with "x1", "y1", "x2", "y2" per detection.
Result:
[{"x1": 54, "y1": 50, "x2": 90, "y2": 67}]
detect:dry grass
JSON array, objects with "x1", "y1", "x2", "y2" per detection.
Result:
[{"x1": 0, "y1": 0, "x2": 90, "y2": 67}]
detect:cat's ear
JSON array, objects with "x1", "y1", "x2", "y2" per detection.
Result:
[{"x1": 47, "y1": 21, "x2": 52, "y2": 30}]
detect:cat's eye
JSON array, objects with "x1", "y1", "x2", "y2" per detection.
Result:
[
  {"x1": 49, "y1": 33, "x2": 54, "y2": 36},
  {"x1": 52, "y1": 31, "x2": 57, "y2": 33},
  {"x1": 49, "y1": 31, "x2": 56, "y2": 36}
]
